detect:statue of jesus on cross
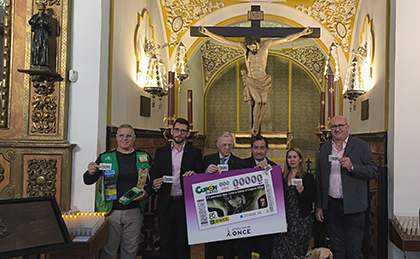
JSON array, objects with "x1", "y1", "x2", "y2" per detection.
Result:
[{"x1": 199, "y1": 26, "x2": 313, "y2": 136}]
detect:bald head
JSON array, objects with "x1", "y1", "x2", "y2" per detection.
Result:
[{"x1": 330, "y1": 116, "x2": 349, "y2": 142}]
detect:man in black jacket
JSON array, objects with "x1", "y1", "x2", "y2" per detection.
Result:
[
  {"x1": 238, "y1": 135, "x2": 277, "y2": 259},
  {"x1": 204, "y1": 132, "x2": 242, "y2": 259},
  {"x1": 151, "y1": 118, "x2": 203, "y2": 259}
]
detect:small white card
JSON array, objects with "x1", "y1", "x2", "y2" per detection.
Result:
[
  {"x1": 264, "y1": 164, "x2": 273, "y2": 174},
  {"x1": 218, "y1": 164, "x2": 229, "y2": 172},
  {"x1": 99, "y1": 163, "x2": 112, "y2": 170},
  {"x1": 163, "y1": 175, "x2": 174, "y2": 183},
  {"x1": 329, "y1": 155, "x2": 340, "y2": 162},
  {"x1": 291, "y1": 178, "x2": 303, "y2": 186}
]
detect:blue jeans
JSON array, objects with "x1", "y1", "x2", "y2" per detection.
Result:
[{"x1": 324, "y1": 197, "x2": 365, "y2": 259}]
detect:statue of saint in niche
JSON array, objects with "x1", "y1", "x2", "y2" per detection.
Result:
[
  {"x1": 29, "y1": 0, "x2": 53, "y2": 68},
  {"x1": 199, "y1": 26, "x2": 313, "y2": 136}
]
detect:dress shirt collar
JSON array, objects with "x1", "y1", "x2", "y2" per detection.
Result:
[
  {"x1": 254, "y1": 157, "x2": 268, "y2": 166},
  {"x1": 171, "y1": 142, "x2": 185, "y2": 152},
  {"x1": 219, "y1": 153, "x2": 231, "y2": 163}
]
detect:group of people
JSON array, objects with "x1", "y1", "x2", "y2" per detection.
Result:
[{"x1": 83, "y1": 115, "x2": 378, "y2": 259}]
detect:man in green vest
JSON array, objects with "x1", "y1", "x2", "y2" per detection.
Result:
[{"x1": 83, "y1": 124, "x2": 151, "y2": 259}]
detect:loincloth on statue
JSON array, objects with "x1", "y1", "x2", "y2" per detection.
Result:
[{"x1": 241, "y1": 71, "x2": 272, "y2": 103}]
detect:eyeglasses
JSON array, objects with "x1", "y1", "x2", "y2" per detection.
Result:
[
  {"x1": 330, "y1": 124, "x2": 348, "y2": 130},
  {"x1": 173, "y1": 128, "x2": 188, "y2": 135},
  {"x1": 117, "y1": 134, "x2": 134, "y2": 139}
]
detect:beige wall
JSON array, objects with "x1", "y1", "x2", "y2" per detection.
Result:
[{"x1": 344, "y1": 0, "x2": 388, "y2": 134}]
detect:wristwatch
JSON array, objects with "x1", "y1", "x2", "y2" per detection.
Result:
[{"x1": 350, "y1": 165, "x2": 354, "y2": 172}]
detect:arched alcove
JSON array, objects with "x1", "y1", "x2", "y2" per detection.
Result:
[{"x1": 205, "y1": 54, "x2": 320, "y2": 150}]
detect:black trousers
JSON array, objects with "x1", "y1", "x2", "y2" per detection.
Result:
[
  {"x1": 158, "y1": 198, "x2": 190, "y2": 259},
  {"x1": 205, "y1": 240, "x2": 235, "y2": 259},
  {"x1": 238, "y1": 234, "x2": 274, "y2": 259}
]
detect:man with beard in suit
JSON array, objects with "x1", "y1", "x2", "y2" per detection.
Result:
[
  {"x1": 204, "y1": 132, "x2": 242, "y2": 259},
  {"x1": 151, "y1": 118, "x2": 204, "y2": 259}
]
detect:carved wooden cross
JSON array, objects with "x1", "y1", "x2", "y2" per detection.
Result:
[{"x1": 190, "y1": 5, "x2": 320, "y2": 40}]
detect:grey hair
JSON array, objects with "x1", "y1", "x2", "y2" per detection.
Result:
[
  {"x1": 217, "y1": 132, "x2": 234, "y2": 144},
  {"x1": 117, "y1": 124, "x2": 135, "y2": 134}
]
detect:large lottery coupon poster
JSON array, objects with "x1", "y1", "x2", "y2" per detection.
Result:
[{"x1": 183, "y1": 165, "x2": 286, "y2": 244}]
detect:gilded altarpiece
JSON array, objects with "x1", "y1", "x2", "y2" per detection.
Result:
[{"x1": 0, "y1": 0, "x2": 74, "y2": 211}]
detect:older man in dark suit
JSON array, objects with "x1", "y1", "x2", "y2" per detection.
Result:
[
  {"x1": 204, "y1": 132, "x2": 242, "y2": 259},
  {"x1": 315, "y1": 116, "x2": 378, "y2": 259},
  {"x1": 151, "y1": 118, "x2": 204, "y2": 259},
  {"x1": 204, "y1": 132, "x2": 242, "y2": 174}
]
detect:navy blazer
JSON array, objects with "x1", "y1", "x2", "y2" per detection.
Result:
[
  {"x1": 315, "y1": 135, "x2": 378, "y2": 214},
  {"x1": 150, "y1": 143, "x2": 203, "y2": 214},
  {"x1": 203, "y1": 152, "x2": 243, "y2": 172}
]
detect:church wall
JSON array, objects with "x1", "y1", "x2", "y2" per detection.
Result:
[
  {"x1": 69, "y1": 1, "x2": 111, "y2": 212},
  {"x1": 389, "y1": 0, "x2": 420, "y2": 258},
  {"x1": 344, "y1": 0, "x2": 387, "y2": 134},
  {"x1": 111, "y1": 0, "x2": 168, "y2": 130},
  {"x1": 206, "y1": 61, "x2": 238, "y2": 147},
  {"x1": 177, "y1": 50, "x2": 205, "y2": 133},
  {"x1": 290, "y1": 63, "x2": 320, "y2": 151}
]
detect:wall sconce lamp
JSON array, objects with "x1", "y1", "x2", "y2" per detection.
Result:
[
  {"x1": 172, "y1": 42, "x2": 190, "y2": 84},
  {"x1": 343, "y1": 43, "x2": 368, "y2": 105},
  {"x1": 142, "y1": 39, "x2": 169, "y2": 108}
]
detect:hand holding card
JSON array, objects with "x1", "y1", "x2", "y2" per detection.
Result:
[
  {"x1": 291, "y1": 178, "x2": 302, "y2": 186},
  {"x1": 163, "y1": 175, "x2": 174, "y2": 183}
]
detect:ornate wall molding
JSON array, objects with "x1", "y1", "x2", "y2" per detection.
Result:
[
  {"x1": 27, "y1": 158, "x2": 57, "y2": 197},
  {"x1": 21, "y1": 0, "x2": 71, "y2": 140},
  {"x1": 0, "y1": 0, "x2": 13, "y2": 128},
  {"x1": 201, "y1": 40, "x2": 242, "y2": 88},
  {"x1": 161, "y1": 0, "x2": 225, "y2": 43},
  {"x1": 296, "y1": 0, "x2": 357, "y2": 52},
  {"x1": 283, "y1": 45, "x2": 325, "y2": 85}
]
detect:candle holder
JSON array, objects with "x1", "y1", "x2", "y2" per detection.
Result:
[
  {"x1": 188, "y1": 130, "x2": 198, "y2": 140},
  {"x1": 160, "y1": 114, "x2": 174, "y2": 141},
  {"x1": 315, "y1": 123, "x2": 332, "y2": 148}
]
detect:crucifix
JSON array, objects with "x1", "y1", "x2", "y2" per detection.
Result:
[{"x1": 191, "y1": 5, "x2": 320, "y2": 136}]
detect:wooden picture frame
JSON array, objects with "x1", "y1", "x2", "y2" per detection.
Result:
[{"x1": 140, "y1": 96, "x2": 151, "y2": 117}]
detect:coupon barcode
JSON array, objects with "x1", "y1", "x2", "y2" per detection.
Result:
[
  {"x1": 264, "y1": 179, "x2": 274, "y2": 212},
  {"x1": 197, "y1": 199, "x2": 208, "y2": 225}
]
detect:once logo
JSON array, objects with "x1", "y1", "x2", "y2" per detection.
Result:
[{"x1": 231, "y1": 228, "x2": 251, "y2": 236}]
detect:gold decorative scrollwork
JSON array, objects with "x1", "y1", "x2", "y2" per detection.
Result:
[
  {"x1": 27, "y1": 159, "x2": 57, "y2": 197},
  {"x1": 0, "y1": 0, "x2": 13, "y2": 128},
  {"x1": 0, "y1": 163, "x2": 4, "y2": 183},
  {"x1": 161, "y1": 0, "x2": 225, "y2": 42},
  {"x1": 48, "y1": 0, "x2": 60, "y2": 5},
  {"x1": 31, "y1": 95, "x2": 57, "y2": 134},
  {"x1": 296, "y1": 0, "x2": 357, "y2": 52},
  {"x1": 32, "y1": 75, "x2": 56, "y2": 95},
  {"x1": 284, "y1": 45, "x2": 325, "y2": 84},
  {"x1": 2, "y1": 186, "x2": 14, "y2": 198},
  {"x1": 4, "y1": 148, "x2": 15, "y2": 161},
  {"x1": 201, "y1": 40, "x2": 243, "y2": 87}
]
